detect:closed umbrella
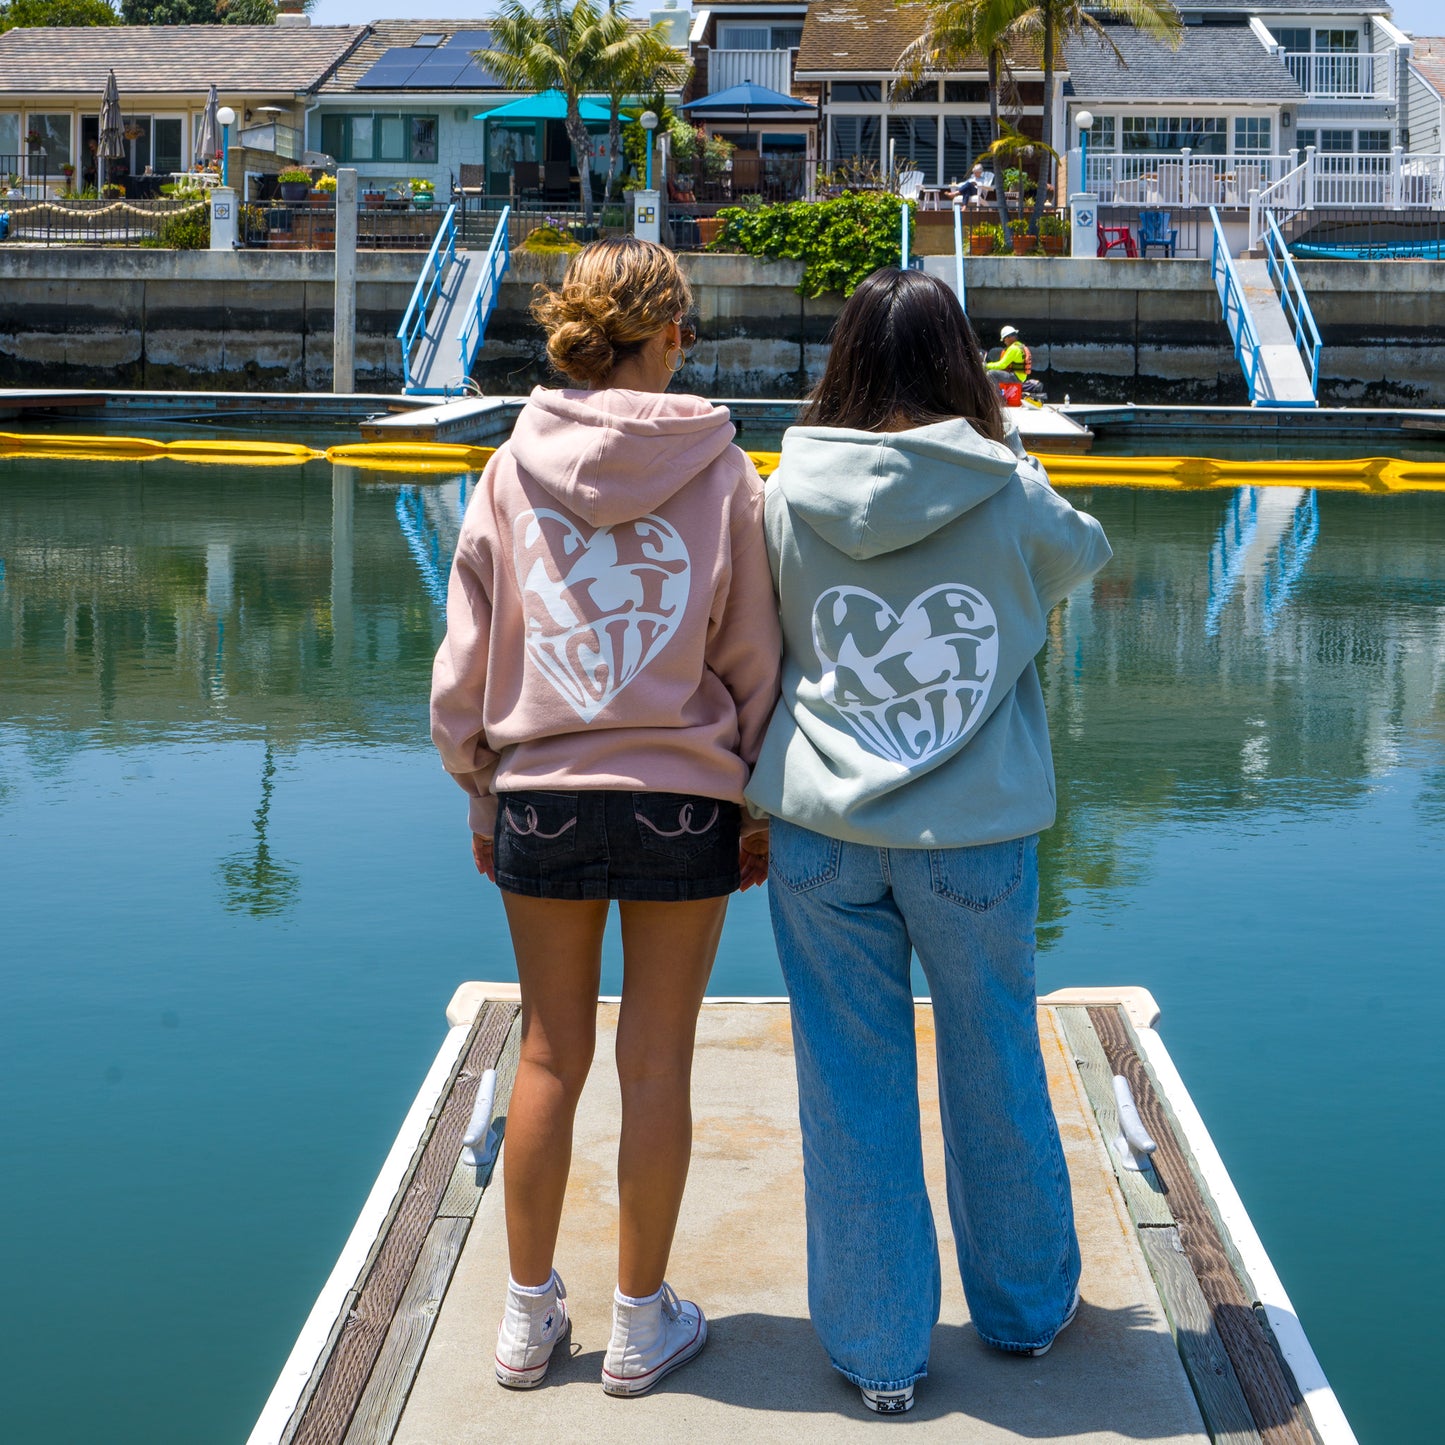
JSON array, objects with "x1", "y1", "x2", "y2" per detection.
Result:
[
  {"x1": 194, "y1": 83, "x2": 220, "y2": 168},
  {"x1": 98, "y1": 69, "x2": 124, "y2": 194}
]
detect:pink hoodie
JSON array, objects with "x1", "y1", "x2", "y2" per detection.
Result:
[{"x1": 431, "y1": 386, "x2": 782, "y2": 834}]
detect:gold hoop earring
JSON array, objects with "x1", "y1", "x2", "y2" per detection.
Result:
[{"x1": 665, "y1": 346, "x2": 685, "y2": 374}]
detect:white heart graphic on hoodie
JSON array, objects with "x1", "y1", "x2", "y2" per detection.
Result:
[
  {"x1": 515, "y1": 508, "x2": 691, "y2": 722},
  {"x1": 811, "y1": 583, "x2": 999, "y2": 767}
]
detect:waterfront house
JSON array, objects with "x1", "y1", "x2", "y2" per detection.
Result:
[
  {"x1": 683, "y1": 0, "x2": 818, "y2": 194},
  {"x1": 1406, "y1": 37, "x2": 1445, "y2": 156},
  {"x1": 0, "y1": 22, "x2": 366, "y2": 193}
]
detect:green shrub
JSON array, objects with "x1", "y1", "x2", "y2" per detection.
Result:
[
  {"x1": 276, "y1": 167, "x2": 312, "y2": 185},
  {"x1": 149, "y1": 204, "x2": 210, "y2": 249},
  {"x1": 519, "y1": 223, "x2": 581, "y2": 255},
  {"x1": 711, "y1": 192, "x2": 913, "y2": 298}
]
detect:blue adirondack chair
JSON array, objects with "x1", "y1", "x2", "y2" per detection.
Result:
[{"x1": 1139, "y1": 210, "x2": 1178, "y2": 258}]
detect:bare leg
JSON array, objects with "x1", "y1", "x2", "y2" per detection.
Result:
[
  {"x1": 501, "y1": 893, "x2": 609, "y2": 1288},
  {"x1": 614, "y1": 897, "x2": 728, "y2": 1297}
]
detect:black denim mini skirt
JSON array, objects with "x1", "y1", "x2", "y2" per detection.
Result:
[{"x1": 493, "y1": 789, "x2": 742, "y2": 902}]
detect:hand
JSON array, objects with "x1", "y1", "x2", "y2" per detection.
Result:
[
  {"x1": 738, "y1": 830, "x2": 769, "y2": 891},
  {"x1": 472, "y1": 832, "x2": 495, "y2": 883}
]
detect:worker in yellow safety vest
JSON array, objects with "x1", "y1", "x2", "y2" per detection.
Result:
[{"x1": 985, "y1": 325, "x2": 1031, "y2": 383}]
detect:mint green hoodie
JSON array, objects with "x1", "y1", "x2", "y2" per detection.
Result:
[{"x1": 744, "y1": 417, "x2": 1110, "y2": 847}]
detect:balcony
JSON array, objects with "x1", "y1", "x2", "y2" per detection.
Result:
[
  {"x1": 1280, "y1": 51, "x2": 1385, "y2": 100},
  {"x1": 707, "y1": 48, "x2": 796, "y2": 97}
]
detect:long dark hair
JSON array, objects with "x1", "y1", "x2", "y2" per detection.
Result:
[{"x1": 802, "y1": 268, "x2": 1005, "y2": 443}]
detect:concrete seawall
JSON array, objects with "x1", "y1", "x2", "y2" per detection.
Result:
[{"x1": 1, "y1": 249, "x2": 1442, "y2": 404}]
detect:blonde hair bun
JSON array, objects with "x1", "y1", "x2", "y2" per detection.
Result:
[{"x1": 531, "y1": 237, "x2": 693, "y2": 387}]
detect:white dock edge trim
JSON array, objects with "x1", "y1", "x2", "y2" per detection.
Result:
[
  {"x1": 244, "y1": 1019, "x2": 475, "y2": 1445},
  {"x1": 1134, "y1": 1023, "x2": 1359, "y2": 1445}
]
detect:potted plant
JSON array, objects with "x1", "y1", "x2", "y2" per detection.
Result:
[
  {"x1": 313, "y1": 173, "x2": 337, "y2": 200},
  {"x1": 276, "y1": 167, "x2": 313, "y2": 202},
  {"x1": 362, "y1": 185, "x2": 385, "y2": 210},
  {"x1": 696, "y1": 215, "x2": 725, "y2": 247},
  {"x1": 1009, "y1": 218, "x2": 1035, "y2": 255},
  {"x1": 102, "y1": 183, "x2": 125, "y2": 200},
  {"x1": 970, "y1": 221, "x2": 1003, "y2": 255},
  {"x1": 1039, "y1": 211, "x2": 1069, "y2": 255},
  {"x1": 409, "y1": 177, "x2": 435, "y2": 211},
  {"x1": 59, "y1": 163, "x2": 75, "y2": 182},
  {"x1": 25, "y1": 129, "x2": 42, "y2": 148}
]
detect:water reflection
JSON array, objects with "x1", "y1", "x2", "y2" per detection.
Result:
[
  {"x1": 216, "y1": 741, "x2": 299, "y2": 916},
  {"x1": 1205, "y1": 487, "x2": 1320, "y2": 638}
]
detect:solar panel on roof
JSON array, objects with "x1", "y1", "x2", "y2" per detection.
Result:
[
  {"x1": 446, "y1": 30, "x2": 491, "y2": 49},
  {"x1": 355, "y1": 48, "x2": 429, "y2": 88},
  {"x1": 407, "y1": 51, "x2": 473, "y2": 86},
  {"x1": 452, "y1": 59, "x2": 502, "y2": 89}
]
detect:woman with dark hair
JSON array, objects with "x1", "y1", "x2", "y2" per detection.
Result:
[{"x1": 746, "y1": 268, "x2": 1111, "y2": 1414}]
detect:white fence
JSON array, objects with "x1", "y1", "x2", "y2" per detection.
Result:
[
  {"x1": 1086, "y1": 149, "x2": 1445, "y2": 220},
  {"x1": 1280, "y1": 50, "x2": 1385, "y2": 99},
  {"x1": 707, "y1": 48, "x2": 796, "y2": 96}
]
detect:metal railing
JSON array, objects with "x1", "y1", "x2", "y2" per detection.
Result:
[
  {"x1": 0, "y1": 194, "x2": 206, "y2": 246},
  {"x1": 707, "y1": 47, "x2": 796, "y2": 95},
  {"x1": 1262, "y1": 210, "x2": 1322, "y2": 400},
  {"x1": 447, "y1": 205, "x2": 510, "y2": 394},
  {"x1": 1250, "y1": 157, "x2": 1309, "y2": 247},
  {"x1": 237, "y1": 200, "x2": 443, "y2": 250},
  {"x1": 398, "y1": 203, "x2": 458, "y2": 392},
  {"x1": 1280, "y1": 50, "x2": 1381, "y2": 99},
  {"x1": 1209, "y1": 206, "x2": 1263, "y2": 404},
  {"x1": 1, "y1": 152, "x2": 51, "y2": 196},
  {"x1": 1277, "y1": 206, "x2": 1445, "y2": 258}
]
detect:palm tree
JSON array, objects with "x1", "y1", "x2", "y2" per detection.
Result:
[
  {"x1": 480, "y1": 0, "x2": 611, "y2": 227},
  {"x1": 1025, "y1": 0, "x2": 1181, "y2": 231},
  {"x1": 597, "y1": 4, "x2": 690, "y2": 202},
  {"x1": 899, "y1": 0, "x2": 1181, "y2": 233},
  {"x1": 897, "y1": 0, "x2": 1033, "y2": 229}
]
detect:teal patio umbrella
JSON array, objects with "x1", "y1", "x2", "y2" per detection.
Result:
[{"x1": 476, "y1": 91, "x2": 630, "y2": 191}]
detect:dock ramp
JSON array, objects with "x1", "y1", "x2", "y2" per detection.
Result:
[
  {"x1": 397, "y1": 206, "x2": 511, "y2": 397},
  {"x1": 1210, "y1": 207, "x2": 1321, "y2": 408},
  {"x1": 248, "y1": 989, "x2": 1355, "y2": 1445}
]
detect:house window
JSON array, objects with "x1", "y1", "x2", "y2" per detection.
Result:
[
  {"x1": 717, "y1": 25, "x2": 770, "y2": 49},
  {"x1": 1296, "y1": 129, "x2": 1315, "y2": 151},
  {"x1": 770, "y1": 27, "x2": 803, "y2": 50},
  {"x1": 828, "y1": 114, "x2": 881, "y2": 168},
  {"x1": 320, "y1": 112, "x2": 438, "y2": 164},
  {"x1": 1314, "y1": 29, "x2": 1359, "y2": 53},
  {"x1": 1121, "y1": 115, "x2": 1226, "y2": 154},
  {"x1": 830, "y1": 83, "x2": 881, "y2": 103},
  {"x1": 887, "y1": 116, "x2": 937, "y2": 181},
  {"x1": 1087, "y1": 115, "x2": 1116, "y2": 152},
  {"x1": 0, "y1": 112, "x2": 19, "y2": 160},
  {"x1": 1356, "y1": 129, "x2": 1391, "y2": 152},
  {"x1": 154, "y1": 118, "x2": 183, "y2": 175},
  {"x1": 1318, "y1": 129, "x2": 1353, "y2": 153},
  {"x1": 891, "y1": 79, "x2": 938, "y2": 104},
  {"x1": 1234, "y1": 117, "x2": 1272, "y2": 154},
  {"x1": 942, "y1": 114, "x2": 991, "y2": 181},
  {"x1": 943, "y1": 81, "x2": 988, "y2": 104},
  {"x1": 26, "y1": 114, "x2": 71, "y2": 172},
  {"x1": 1274, "y1": 27, "x2": 1310, "y2": 53}
]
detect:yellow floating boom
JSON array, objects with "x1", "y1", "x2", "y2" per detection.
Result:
[{"x1": 3, "y1": 432, "x2": 1445, "y2": 492}]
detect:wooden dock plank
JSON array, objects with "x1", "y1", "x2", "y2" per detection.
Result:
[
  {"x1": 1056, "y1": 1006, "x2": 1174, "y2": 1227},
  {"x1": 1089, "y1": 1008, "x2": 1319, "y2": 1445},
  {"x1": 284, "y1": 1002, "x2": 519, "y2": 1445},
  {"x1": 438, "y1": 1011, "x2": 522, "y2": 1219},
  {"x1": 1138, "y1": 1227, "x2": 1263, "y2": 1445},
  {"x1": 341, "y1": 1216, "x2": 471, "y2": 1445}
]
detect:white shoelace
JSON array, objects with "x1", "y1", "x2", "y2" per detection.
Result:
[{"x1": 658, "y1": 1281, "x2": 683, "y2": 1321}]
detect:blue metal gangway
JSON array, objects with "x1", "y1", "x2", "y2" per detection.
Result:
[{"x1": 397, "y1": 205, "x2": 511, "y2": 396}]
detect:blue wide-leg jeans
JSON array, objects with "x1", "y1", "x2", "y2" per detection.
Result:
[{"x1": 768, "y1": 819, "x2": 1081, "y2": 1391}]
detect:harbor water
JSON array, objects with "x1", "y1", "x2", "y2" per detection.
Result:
[{"x1": 1, "y1": 457, "x2": 1441, "y2": 1443}]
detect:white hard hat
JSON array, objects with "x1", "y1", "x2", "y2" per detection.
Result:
[{"x1": 1000, "y1": 325, "x2": 1019, "y2": 340}]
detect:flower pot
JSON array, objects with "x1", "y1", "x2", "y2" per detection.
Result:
[
  {"x1": 969, "y1": 232, "x2": 996, "y2": 256},
  {"x1": 696, "y1": 216, "x2": 724, "y2": 246},
  {"x1": 279, "y1": 181, "x2": 310, "y2": 202},
  {"x1": 1012, "y1": 234, "x2": 1035, "y2": 255},
  {"x1": 412, "y1": 192, "x2": 434, "y2": 211},
  {"x1": 1041, "y1": 234, "x2": 1065, "y2": 255},
  {"x1": 362, "y1": 191, "x2": 384, "y2": 210}
]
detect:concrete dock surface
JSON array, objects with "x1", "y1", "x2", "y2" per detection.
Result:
[{"x1": 392, "y1": 1002, "x2": 1208, "y2": 1443}]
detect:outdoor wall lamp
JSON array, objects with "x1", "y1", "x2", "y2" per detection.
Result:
[{"x1": 217, "y1": 105, "x2": 236, "y2": 187}]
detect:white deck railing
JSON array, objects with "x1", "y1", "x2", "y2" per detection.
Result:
[
  {"x1": 1089, "y1": 149, "x2": 1445, "y2": 220},
  {"x1": 707, "y1": 48, "x2": 796, "y2": 96},
  {"x1": 1280, "y1": 50, "x2": 1384, "y2": 99}
]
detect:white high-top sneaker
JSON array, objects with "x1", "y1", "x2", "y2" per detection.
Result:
[
  {"x1": 495, "y1": 1270, "x2": 570, "y2": 1388},
  {"x1": 601, "y1": 1282, "x2": 707, "y2": 1397}
]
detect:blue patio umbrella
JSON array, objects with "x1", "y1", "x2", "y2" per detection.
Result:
[
  {"x1": 474, "y1": 90, "x2": 620, "y2": 123},
  {"x1": 679, "y1": 79, "x2": 815, "y2": 144}
]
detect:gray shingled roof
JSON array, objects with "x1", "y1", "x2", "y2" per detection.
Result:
[
  {"x1": 1179, "y1": 0, "x2": 1384, "y2": 12},
  {"x1": 0, "y1": 24, "x2": 367, "y2": 96},
  {"x1": 1063, "y1": 23, "x2": 1305, "y2": 103}
]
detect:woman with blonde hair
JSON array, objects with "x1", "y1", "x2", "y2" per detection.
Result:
[{"x1": 431, "y1": 238, "x2": 779, "y2": 1397}]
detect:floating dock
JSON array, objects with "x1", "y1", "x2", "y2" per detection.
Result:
[{"x1": 247, "y1": 987, "x2": 1354, "y2": 1445}]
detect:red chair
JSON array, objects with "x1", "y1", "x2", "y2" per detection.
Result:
[{"x1": 1098, "y1": 224, "x2": 1137, "y2": 258}]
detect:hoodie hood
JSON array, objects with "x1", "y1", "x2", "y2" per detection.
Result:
[
  {"x1": 773, "y1": 417, "x2": 1019, "y2": 560},
  {"x1": 508, "y1": 386, "x2": 737, "y2": 527}
]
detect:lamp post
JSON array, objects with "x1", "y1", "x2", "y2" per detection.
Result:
[
  {"x1": 217, "y1": 105, "x2": 235, "y2": 187},
  {"x1": 1076, "y1": 110, "x2": 1094, "y2": 195},
  {"x1": 640, "y1": 110, "x2": 658, "y2": 191}
]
